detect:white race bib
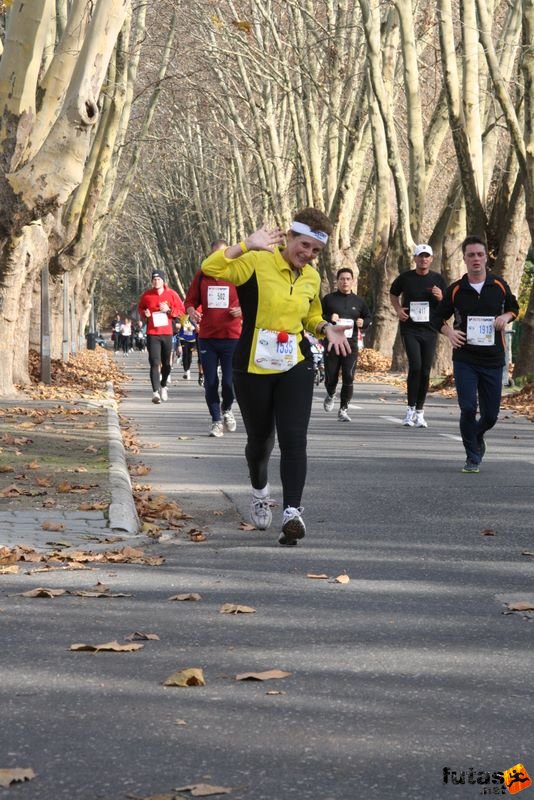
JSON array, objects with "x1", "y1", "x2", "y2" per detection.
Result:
[
  {"x1": 338, "y1": 317, "x2": 355, "y2": 339},
  {"x1": 207, "y1": 286, "x2": 230, "y2": 308},
  {"x1": 254, "y1": 329, "x2": 298, "y2": 371},
  {"x1": 151, "y1": 311, "x2": 168, "y2": 328},
  {"x1": 467, "y1": 316, "x2": 495, "y2": 346},
  {"x1": 409, "y1": 301, "x2": 430, "y2": 322}
]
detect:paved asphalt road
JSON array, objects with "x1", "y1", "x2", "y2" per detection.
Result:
[{"x1": 2, "y1": 351, "x2": 533, "y2": 800}]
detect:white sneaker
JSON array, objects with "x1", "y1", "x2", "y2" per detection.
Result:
[
  {"x1": 223, "y1": 410, "x2": 237, "y2": 432},
  {"x1": 167, "y1": 374, "x2": 172, "y2": 385},
  {"x1": 402, "y1": 406, "x2": 416, "y2": 426},
  {"x1": 152, "y1": 391, "x2": 161, "y2": 404},
  {"x1": 250, "y1": 495, "x2": 272, "y2": 530},
  {"x1": 323, "y1": 394, "x2": 335, "y2": 412},
  {"x1": 183, "y1": 370, "x2": 191, "y2": 380},
  {"x1": 279, "y1": 506, "x2": 306, "y2": 546},
  {"x1": 160, "y1": 386, "x2": 168, "y2": 402},
  {"x1": 414, "y1": 410, "x2": 427, "y2": 428},
  {"x1": 209, "y1": 421, "x2": 224, "y2": 437},
  {"x1": 338, "y1": 407, "x2": 351, "y2": 422}
]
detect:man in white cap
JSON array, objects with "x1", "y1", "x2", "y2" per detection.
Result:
[{"x1": 389, "y1": 244, "x2": 446, "y2": 427}]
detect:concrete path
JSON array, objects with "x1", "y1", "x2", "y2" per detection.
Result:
[{"x1": 2, "y1": 350, "x2": 533, "y2": 800}]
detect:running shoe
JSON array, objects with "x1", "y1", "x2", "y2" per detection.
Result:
[
  {"x1": 209, "y1": 421, "x2": 224, "y2": 438},
  {"x1": 160, "y1": 386, "x2": 168, "y2": 402},
  {"x1": 414, "y1": 410, "x2": 427, "y2": 428},
  {"x1": 198, "y1": 375, "x2": 204, "y2": 387},
  {"x1": 152, "y1": 391, "x2": 161, "y2": 404},
  {"x1": 323, "y1": 394, "x2": 335, "y2": 412},
  {"x1": 338, "y1": 407, "x2": 351, "y2": 422},
  {"x1": 402, "y1": 406, "x2": 416, "y2": 426},
  {"x1": 183, "y1": 370, "x2": 191, "y2": 380},
  {"x1": 461, "y1": 459, "x2": 480, "y2": 474},
  {"x1": 250, "y1": 496, "x2": 272, "y2": 530},
  {"x1": 279, "y1": 506, "x2": 306, "y2": 546},
  {"x1": 223, "y1": 410, "x2": 237, "y2": 432}
]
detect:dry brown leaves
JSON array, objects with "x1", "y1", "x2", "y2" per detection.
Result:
[
  {"x1": 219, "y1": 603, "x2": 256, "y2": 614},
  {"x1": 163, "y1": 668, "x2": 206, "y2": 687},
  {"x1": 357, "y1": 348, "x2": 392, "y2": 373},
  {"x1": 501, "y1": 381, "x2": 534, "y2": 422},
  {"x1": 20, "y1": 348, "x2": 128, "y2": 400},
  {"x1": 70, "y1": 640, "x2": 144, "y2": 653},
  {"x1": 0, "y1": 544, "x2": 164, "y2": 571},
  {"x1": 0, "y1": 768, "x2": 36, "y2": 788},
  {"x1": 235, "y1": 670, "x2": 292, "y2": 681}
]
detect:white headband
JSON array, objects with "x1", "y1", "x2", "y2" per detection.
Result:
[{"x1": 290, "y1": 221, "x2": 329, "y2": 244}]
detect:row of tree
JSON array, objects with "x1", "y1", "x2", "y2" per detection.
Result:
[{"x1": 1, "y1": 1, "x2": 533, "y2": 396}]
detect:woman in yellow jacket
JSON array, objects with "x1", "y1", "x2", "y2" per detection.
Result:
[{"x1": 201, "y1": 207, "x2": 350, "y2": 546}]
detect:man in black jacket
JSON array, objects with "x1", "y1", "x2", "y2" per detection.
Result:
[
  {"x1": 434, "y1": 236, "x2": 519, "y2": 473},
  {"x1": 321, "y1": 268, "x2": 372, "y2": 422}
]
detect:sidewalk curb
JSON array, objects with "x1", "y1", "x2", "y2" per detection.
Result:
[{"x1": 107, "y1": 404, "x2": 140, "y2": 534}]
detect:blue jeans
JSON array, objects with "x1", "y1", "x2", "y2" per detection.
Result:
[
  {"x1": 199, "y1": 338, "x2": 238, "y2": 421},
  {"x1": 453, "y1": 361, "x2": 503, "y2": 464}
]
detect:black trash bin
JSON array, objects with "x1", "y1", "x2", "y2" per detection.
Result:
[{"x1": 86, "y1": 332, "x2": 97, "y2": 350}]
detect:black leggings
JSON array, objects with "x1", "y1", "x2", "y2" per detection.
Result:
[
  {"x1": 181, "y1": 340, "x2": 196, "y2": 372},
  {"x1": 146, "y1": 334, "x2": 173, "y2": 391},
  {"x1": 233, "y1": 360, "x2": 315, "y2": 509},
  {"x1": 402, "y1": 331, "x2": 438, "y2": 409},
  {"x1": 324, "y1": 345, "x2": 358, "y2": 407}
]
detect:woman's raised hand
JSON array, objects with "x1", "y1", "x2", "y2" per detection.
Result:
[{"x1": 245, "y1": 226, "x2": 285, "y2": 252}]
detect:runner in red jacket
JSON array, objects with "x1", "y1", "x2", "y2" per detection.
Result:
[{"x1": 138, "y1": 270, "x2": 184, "y2": 403}]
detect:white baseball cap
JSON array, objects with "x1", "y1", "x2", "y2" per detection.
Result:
[{"x1": 414, "y1": 244, "x2": 433, "y2": 257}]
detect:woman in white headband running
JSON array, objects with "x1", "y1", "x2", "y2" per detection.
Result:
[{"x1": 201, "y1": 207, "x2": 350, "y2": 546}]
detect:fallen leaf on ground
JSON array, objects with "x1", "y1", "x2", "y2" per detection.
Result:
[
  {"x1": 78, "y1": 502, "x2": 108, "y2": 511},
  {"x1": 480, "y1": 528, "x2": 496, "y2": 536},
  {"x1": 26, "y1": 460, "x2": 41, "y2": 469},
  {"x1": 35, "y1": 476, "x2": 53, "y2": 487},
  {"x1": 125, "y1": 632, "x2": 160, "y2": 641},
  {"x1": 188, "y1": 530, "x2": 207, "y2": 542},
  {"x1": 130, "y1": 464, "x2": 151, "y2": 476},
  {"x1": 0, "y1": 565, "x2": 19, "y2": 574},
  {"x1": 0, "y1": 547, "x2": 17, "y2": 565},
  {"x1": 175, "y1": 784, "x2": 232, "y2": 796},
  {"x1": 168, "y1": 593, "x2": 202, "y2": 602},
  {"x1": 163, "y1": 668, "x2": 206, "y2": 687},
  {"x1": 0, "y1": 465, "x2": 14, "y2": 473},
  {"x1": 20, "y1": 588, "x2": 67, "y2": 598},
  {"x1": 239, "y1": 522, "x2": 255, "y2": 531},
  {"x1": 334, "y1": 574, "x2": 350, "y2": 584},
  {"x1": 306, "y1": 573, "x2": 329, "y2": 580},
  {"x1": 74, "y1": 589, "x2": 132, "y2": 598},
  {"x1": 521, "y1": 551, "x2": 534, "y2": 558},
  {"x1": 41, "y1": 521, "x2": 65, "y2": 532},
  {"x1": 219, "y1": 603, "x2": 256, "y2": 614},
  {"x1": 0, "y1": 768, "x2": 36, "y2": 788},
  {"x1": 505, "y1": 601, "x2": 534, "y2": 612},
  {"x1": 266, "y1": 690, "x2": 286, "y2": 696},
  {"x1": 46, "y1": 540, "x2": 72, "y2": 548},
  {"x1": 70, "y1": 640, "x2": 144, "y2": 653},
  {"x1": 235, "y1": 669, "x2": 291, "y2": 681},
  {"x1": 175, "y1": 719, "x2": 188, "y2": 726}
]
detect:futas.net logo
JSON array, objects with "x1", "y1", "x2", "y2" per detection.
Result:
[{"x1": 442, "y1": 764, "x2": 532, "y2": 795}]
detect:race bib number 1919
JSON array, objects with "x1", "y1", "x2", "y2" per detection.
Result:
[{"x1": 466, "y1": 316, "x2": 495, "y2": 346}]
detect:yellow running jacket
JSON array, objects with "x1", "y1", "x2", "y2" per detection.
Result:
[{"x1": 201, "y1": 246, "x2": 324, "y2": 374}]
